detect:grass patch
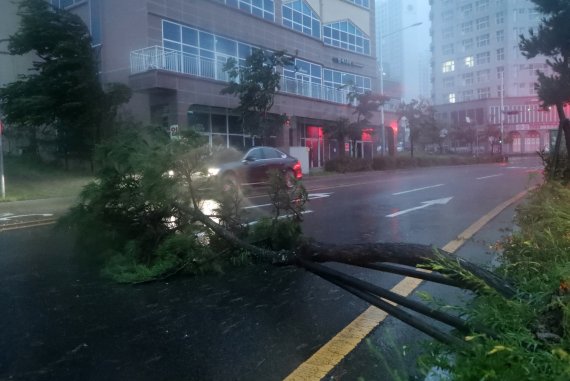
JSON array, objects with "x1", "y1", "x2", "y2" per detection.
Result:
[
  {"x1": 1, "y1": 155, "x2": 93, "y2": 201},
  {"x1": 419, "y1": 182, "x2": 570, "y2": 380}
]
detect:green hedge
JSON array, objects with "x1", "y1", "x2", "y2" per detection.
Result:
[
  {"x1": 324, "y1": 156, "x2": 372, "y2": 173},
  {"x1": 324, "y1": 154, "x2": 504, "y2": 173}
]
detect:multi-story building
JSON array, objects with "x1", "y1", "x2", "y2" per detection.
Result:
[
  {"x1": 0, "y1": 2, "x2": 34, "y2": 89},
  {"x1": 431, "y1": 0, "x2": 560, "y2": 155},
  {"x1": 375, "y1": 0, "x2": 431, "y2": 101},
  {"x1": 39, "y1": 0, "x2": 382, "y2": 169}
]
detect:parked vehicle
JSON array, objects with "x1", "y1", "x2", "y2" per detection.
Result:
[{"x1": 207, "y1": 146, "x2": 302, "y2": 191}]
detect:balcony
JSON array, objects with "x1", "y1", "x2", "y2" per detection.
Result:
[{"x1": 130, "y1": 46, "x2": 352, "y2": 105}]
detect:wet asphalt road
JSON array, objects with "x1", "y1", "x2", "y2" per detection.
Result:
[{"x1": 0, "y1": 157, "x2": 542, "y2": 381}]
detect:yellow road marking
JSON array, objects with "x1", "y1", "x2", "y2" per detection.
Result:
[{"x1": 284, "y1": 187, "x2": 534, "y2": 381}]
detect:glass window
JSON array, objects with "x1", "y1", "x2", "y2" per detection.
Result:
[
  {"x1": 182, "y1": 28, "x2": 198, "y2": 46},
  {"x1": 465, "y1": 56, "x2": 474, "y2": 68},
  {"x1": 216, "y1": 37, "x2": 237, "y2": 56},
  {"x1": 282, "y1": 1, "x2": 321, "y2": 38},
  {"x1": 246, "y1": 148, "x2": 264, "y2": 160},
  {"x1": 199, "y1": 32, "x2": 214, "y2": 50},
  {"x1": 163, "y1": 21, "x2": 181, "y2": 42},
  {"x1": 476, "y1": 69, "x2": 490, "y2": 83},
  {"x1": 497, "y1": 48, "x2": 505, "y2": 61},
  {"x1": 221, "y1": 0, "x2": 275, "y2": 21},
  {"x1": 476, "y1": 33, "x2": 489, "y2": 47},
  {"x1": 442, "y1": 60, "x2": 455, "y2": 73},
  {"x1": 476, "y1": 17, "x2": 489, "y2": 30},
  {"x1": 211, "y1": 114, "x2": 227, "y2": 133},
  {"x1": 262, "y1": 147, "x2": 282, "y2": 159},
  {"x1": 228, "y1": 115, "x2": 242, "y2": 134},
  {"x1": 496, "y1": 12, "x2": 504, "y2": 24},
  {"x1": 90, "y1": 0, "x2": 102, "y2": 46},
  {"x1": 164, "y1": 40, "x2": 181, "y2": 51},
  {"x1": 52, "y1": 0, "x2": 82, "y2": 8},
  {"x1": 461, "y1": 22, "x2": 472, "y2": 34},
  {"x1": 476, "y1": 52, "x2": 490, "y2": 65},
  {"x1": 461, "y1": 4, "x2": 472, "y2": 17},
  {"x1": 321, "y1": 68, "x2": 370, "y2": 93},
  {"x1": 496, "y1": 30, "x2": 504, "y2": 43},
  {"x1": 188, "y1": 112, "x2": 210, "y2": 133},
  {"x1": 346, "y1": 0, "x2": 369, "y2": 8},
  {"x1": 477, "y1": 87, "x2": 490, "y2": 99},
  {"x1": 323, "y1": 21, "x2": 370, "y2": 55},
  {"x1": 476, "y1": 0, "x2": 489, "y2": 11}
]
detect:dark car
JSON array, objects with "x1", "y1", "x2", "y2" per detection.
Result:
[{"x1": 207, "y1": 146, "x2": 302, "y2": 191}]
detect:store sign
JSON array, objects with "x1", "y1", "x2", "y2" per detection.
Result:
[{"x1": 332, "y1": 57, "x2": 364, "y2": 68}]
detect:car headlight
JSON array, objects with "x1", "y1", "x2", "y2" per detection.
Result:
[{"x1": 207, "y1": 167, "x2": 221, "y2": 176}]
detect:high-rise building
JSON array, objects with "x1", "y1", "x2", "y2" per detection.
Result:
[
  {"x1": 376, "y1": 0, "x2": 431, "y2": 101},
  {"x1": 430, "y1": 0, "x2": 559, "y2": 155},
  {"x1": 0, "y1": 2, "x2": 35, "y2": 90},
  {"x1": 33, "y1": 0, "x2": 381, "y2": 168}
]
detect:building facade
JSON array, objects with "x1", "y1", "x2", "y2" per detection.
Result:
[
  {"x1": 46, "y1": 0, "x2": 383, "y2": 168},
  {"x1": 375, "y1": 0, "x2": 431, "y2": 101},
  {"x1": 430, "y1": 0, "x2": 560, "y2": 155}
]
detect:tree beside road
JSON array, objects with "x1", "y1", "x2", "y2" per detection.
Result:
[{"x1": 0, "y1": 0, "x2": 130, "y2": 167}]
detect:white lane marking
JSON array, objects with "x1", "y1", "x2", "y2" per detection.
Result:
[
  {"x1": 476, "y1": 174, "x2": 504, "y2": 180},
  {"x1": 308, "y1": 192, "x2": 333, "y2": 200},
  {"x1": 243, "y1": 193, "x2": 332, "y2": 210},
  {"x1": 386, "y1": 197, "x2": 453, "y2": 218},
  {"x1": 0, "y1": 213, "x2": 15, "y2": 218},
  {"x1": 0, "y1": 213, "x2": 53, "y2": 221},
  {"x1": 392, "y1": 184, "x2": 444, "y2": 195}
]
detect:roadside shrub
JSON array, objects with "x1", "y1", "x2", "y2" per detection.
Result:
[
  {"x1": 540, "y1": 150, "x2": 570, "y2": 183},
  {"x1": 419, "y1": 181, "x2": 570, "y2": 380},
  {"x1": 324, "y1": 156, "x2": 371, "y2": 172},
  {"x1": 370, "y1": 154, "x2": 503, "y2": 172}
]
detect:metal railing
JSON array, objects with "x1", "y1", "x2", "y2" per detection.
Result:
[
  {"x1": 130, "y1": 46, "x2": 353, "y2": 104},
  {"x1": 130, "y1": 46, "x2": 230, "y2": 82}
]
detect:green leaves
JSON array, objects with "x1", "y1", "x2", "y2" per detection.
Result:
[
  {"x1": 221, "y1": 49, "x2": 293, "y2": 140},
  {"x1": 519, "y1": 1, "x2": 570, "y2": 109},
  {"x1": 0, "y1": 0, "x2": 130, "y2": 162}
]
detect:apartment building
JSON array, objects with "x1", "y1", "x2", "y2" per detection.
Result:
[
  {"x1": 431, "y1": 0, "x2": 560, "y2": 155},
  {"x1": 40, "y1": 0, "x2": 383, "y2": 168}
]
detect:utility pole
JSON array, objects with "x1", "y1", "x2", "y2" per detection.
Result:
[
  {"x1": 0, "y1": 119, "x2": 5, "y2": 199},
  {"x1": 500, "y1": 71, "x2": 504, "y2": 158}
]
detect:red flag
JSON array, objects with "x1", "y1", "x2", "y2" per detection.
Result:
[{"x1": 0, "y1": 119, "x2": 3, "y2": 135}]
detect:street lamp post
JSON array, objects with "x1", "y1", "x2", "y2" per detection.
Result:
[
  {"x1": 379, "y1": 21, "x2": 422, "y2": 156},
  {"x1": 500, "y1": 71, "x2": 504, "y2": 158}
]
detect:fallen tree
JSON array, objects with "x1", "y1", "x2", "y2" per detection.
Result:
[{"x1": 62, "y1": 125, "x2": 517, "y2": 348}]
